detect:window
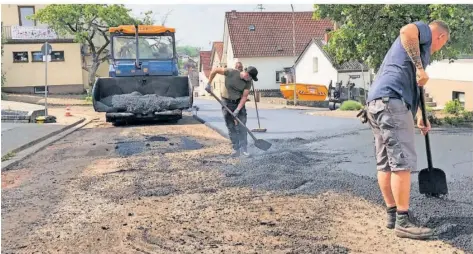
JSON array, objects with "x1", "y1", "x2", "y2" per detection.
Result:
[
  {"x1": 34, "y1": 86, "x2": 48, "y2": 94},
  {"x1": 276, "y1": 71, "x2": 285, "y2": 83},
  {"x1": 13, "y1": 52, "x2": 28, "y2": 63},
  {"x1": 313, "y1": 57, "x2": 319, "y2": 73},
  {"x1": 51, "y1": 51, "x2": 65, "y2": 61},
  {"x1": 452, "y1": 91, "x2": 465, "y2": 107},
  {"x1": 18, "y1": 6, "x2": 35, "y2": 26},
  {"x1": 113, "y1": 35, "x2": 174, "y2": 60},
  {"x1": 249, "y1": 24, "x2": 255, "y2": 31},
  {"x1": 31, "y1": 51, "x2": 43, "y2": 62}
]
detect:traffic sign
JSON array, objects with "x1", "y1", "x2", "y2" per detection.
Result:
[
  {"x1": 42, "y1": 55, "x2": 51, "y2": 62},
  {"x1": 41, "y1": 42, "x2": 52, "y2": 56}
]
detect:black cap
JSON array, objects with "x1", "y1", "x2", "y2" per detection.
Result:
[{"x1": 246, "y1": 66, "x2": 258, "y2": 81}]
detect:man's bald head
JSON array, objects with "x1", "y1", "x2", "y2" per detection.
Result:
[
  {"x1": 429, "y1": 20, "x2": 450, "y2": 53},
  {"x1": 235, "y1": 62, "x2": 243, "y2": 72}
]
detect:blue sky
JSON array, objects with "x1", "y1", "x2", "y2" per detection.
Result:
[{"x1": 127, "y1": 4, "x2": 314, "y2": 50}]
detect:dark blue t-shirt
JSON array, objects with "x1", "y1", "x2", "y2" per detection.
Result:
[{"x1": 367, "y1": 21, "x2": 432, "y2": 117}]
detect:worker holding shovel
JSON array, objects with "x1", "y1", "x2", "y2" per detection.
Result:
[
  {"x1": 205, "y1": 66, "x2": 259, "y2": 157},
  {"x1": 361, "y1": 20, "x2": 450, "y2": 240}
]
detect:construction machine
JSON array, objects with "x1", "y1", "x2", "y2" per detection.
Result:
[
  {"x1": 92, "y1": 25, "x2": 193, "y2": 125},
  {"x1": 279, "y1": 68, "x2": 329, "y2": 102},
  {"x1": 327, "y1": 78, "x2": 367, "y2": 110}
]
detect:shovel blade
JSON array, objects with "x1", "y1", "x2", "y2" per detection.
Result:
[
  {"x1": 254, "y1": 139, "x2": 272, "y2": 151},
  {"x1": 418, "y1": 167, "x2": 448, "y2": 196}
]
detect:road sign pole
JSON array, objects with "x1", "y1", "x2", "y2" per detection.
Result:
[{"x1": 44, "y1": 42, "x2": 49, "y2": 116}]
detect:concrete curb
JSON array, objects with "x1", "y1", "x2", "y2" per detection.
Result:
[
  {"x1": 1, "y1": 117, "x2": 94, "y2": 171},
  {"x1": 192, "y1": 111, "x2": 230, "y2": 140}
]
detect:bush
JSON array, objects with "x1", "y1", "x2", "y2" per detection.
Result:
[
  {"x1": 443, "y1": 99, "x2": 464, "y2": 115},
  {"x1": 442, "y1": 116, "x2": 462, "y2": 126},
  {"x1": 460, "y1": 110, "x2": 473, "y2": 121},
  {"x1": 339, "y1": 100, "x2": 363, "y2": 111}
]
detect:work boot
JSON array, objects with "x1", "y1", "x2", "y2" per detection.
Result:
[
  {"x1": 240, "y1": 147, "x2": 250, "y2": 158},
  {"x1": 386, "y1": 206, "x2": 397, "y2": 229},
  {"x1": 395, "y1": 211, "x2": 434, "y2": 240}
]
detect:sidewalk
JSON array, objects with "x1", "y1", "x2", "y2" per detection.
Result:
[{"x1": 1, "y1": 102, "x2": 87, "y2": 159}]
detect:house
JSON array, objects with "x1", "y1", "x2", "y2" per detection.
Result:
[
  {"x1": 198, "y1": 50, "x2": 211, "y2": 96},
  {"x1": 221, "y1": 10, "x2": 334, "y2": 91},
  {"x1": 1, "y1": 4, "x2": 84, "y2": 94},
  {"x1": 209, "y1": 41, "x2": 224, "y2": 97},
  {"x1": 294, "y1": 37, "x2": 370, "y2": 90},
  {"x1": 425, "y1": 58, "x2": 473, "y2": 110}
]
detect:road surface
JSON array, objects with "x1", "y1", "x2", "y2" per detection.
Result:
[{"x1": 1, "y1": 110, "x2": 472, "y2": 253}]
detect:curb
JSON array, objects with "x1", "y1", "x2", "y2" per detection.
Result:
[
  {"x1": 192, "y1": 111, "x2": 230, "y2": 140},
  {"x1": 1, "y1": 117, "x2": 94, "y2": 171}
]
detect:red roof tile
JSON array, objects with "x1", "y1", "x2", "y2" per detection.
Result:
[
  {"x1": 211, "y1": 41, "x2": 224, "y2": 62},
  {"x1": 225, "y1": 11, "x2": 334, "y2": 58},
  {"x1": 199, "y1": 51, "x2": 211, "y2": 78}
]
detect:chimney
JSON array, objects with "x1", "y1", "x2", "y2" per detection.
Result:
[
  {"x1": 324, "y1": 28, "x2": 332, "y2": 44},
  {"x1": 230, "y1": 10, "x2": 237, "y2": 18},
  {"x1": 333, "y1": 21, "x2": 339, "y2": 31}
]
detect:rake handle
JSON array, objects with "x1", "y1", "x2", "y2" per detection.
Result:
[
  {"x1": 207, "y1": 89, "x2": 258, "y2": 142},
  {"x1": 419, "y1": 87, "x2": 433, "y2": 170},
  {"x1": 251, "y1": 81, "x2": 262, "y2": 128}
]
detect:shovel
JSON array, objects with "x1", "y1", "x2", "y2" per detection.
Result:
[
  {"x1": 418, "y1": 86, "x2": 448, "y2": 197},
  {"x1": 250, "y1": 81, "x2": 267, "y2": 133},
  {"x1": 207, "y1": 89, "x2": 272, "y2": 151}
]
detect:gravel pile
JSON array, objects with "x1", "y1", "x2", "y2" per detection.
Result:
[
  {"x1": 221, "y1": 135, "x2": 473, "y2": 252},
  {"x1": 100, "y1": 91, "x2": 189, "y2": 114}
]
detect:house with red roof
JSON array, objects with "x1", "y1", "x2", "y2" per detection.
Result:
[
  {"x1": 221, "y1": 10, "x2": 335, "y2": 90},
  {"x1": 294, "y1": 37, "x2": 370, "y2": 90},
  {"x1": 198, "y1": 50, "x2": 211, "y2": 96}
]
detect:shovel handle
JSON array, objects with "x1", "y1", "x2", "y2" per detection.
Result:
[
  {"x1": 207, "y1": 89, "x2": 258, "y2": 142},
  {"x1": 419, "y1": 87, "x2": 433, "y2": 170}
]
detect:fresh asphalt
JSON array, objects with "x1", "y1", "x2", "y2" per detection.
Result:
[{"x1": 194, "y1": 98, "x2": 473, "y2": 252}]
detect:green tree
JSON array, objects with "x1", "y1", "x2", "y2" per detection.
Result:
[
  {"x1": 176, "y1": 45, "x2": 200, "y2": 58},
  {"x1": 313, "y1": 4, "x2": 473, "y2": 71},
  {"x1": 32, "y1": 4, "x2": 139, "y2": 87}
]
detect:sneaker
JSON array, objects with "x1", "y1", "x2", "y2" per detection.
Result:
[
  {"x1": 395, "y1": 211, "x2": 433, "y2": 240},
  {"x1": 386, "y1": 206, "x2": 397, "y2": 229},
  {"x1": 240, "y1": 147, "x2": 251, "y2": 158},
  {"x1": 230, "y1": 149, "x2": 240, "y2": 157}
]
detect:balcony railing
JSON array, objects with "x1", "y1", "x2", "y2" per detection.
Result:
[{"x1": 2, "y1": 25, "x2": 75, "y2": 43}]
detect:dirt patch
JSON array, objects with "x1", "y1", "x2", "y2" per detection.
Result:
[{"x1": 1, "y1": 169, "x2": 32, "y2": 189}]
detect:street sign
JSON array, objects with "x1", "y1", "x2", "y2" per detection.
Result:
[
  {"x1": 41, "y1": 42, "x2": 52, "y2": 56},
  {"x1": 42, "y1": 55, "x2": 51, "y2": 62},
  {"x1": 41, "y1": 42, "x2": 51, "y2": 116}
]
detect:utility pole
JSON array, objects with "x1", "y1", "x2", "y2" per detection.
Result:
[
  {"x1": 291, "y1": 4, "x2": 297, "y2": 106},
  {"x1": 256, "y1": 4, "x2": 265, "y2": 12}
]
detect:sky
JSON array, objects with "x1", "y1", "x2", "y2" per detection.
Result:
[{"x1": 127, "y1": 4, "x2": 314, "y2": 50}]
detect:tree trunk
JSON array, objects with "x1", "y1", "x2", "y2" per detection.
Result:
[{"x1": 88, "y1": 61, "x2": 100, "y2": 89}]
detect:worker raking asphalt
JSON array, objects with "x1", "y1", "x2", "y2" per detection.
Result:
[
  {"x1": 100, "y1": 91, "x2": 189, "y2": 114},
  {"x1": 220, "y1": 134, "x2": 473, "y2": 252}
]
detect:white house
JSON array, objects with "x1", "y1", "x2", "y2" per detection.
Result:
[
  {"x1": 221, "y1": 10, "x2": 334, "y2": 91},
  {"x1": 294, "y1": 38, "x2": 370, "y2": 90},
  {"x1": 198, "y1": 51, "x2": 211, "y2": 97},
  {"x1": 424, "y1": 58, "x2": 473, "y2": 110},
  {"x1": 209, "y1": 41, "x2": 225, "y2": 98}
]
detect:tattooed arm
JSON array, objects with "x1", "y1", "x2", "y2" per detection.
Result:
[
  {"x1": 400, "y1": 23, "x2": 423, "y2": 70},
  {"x1": 400, "y1": 22, "x2": 430, "y2": 86}
]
